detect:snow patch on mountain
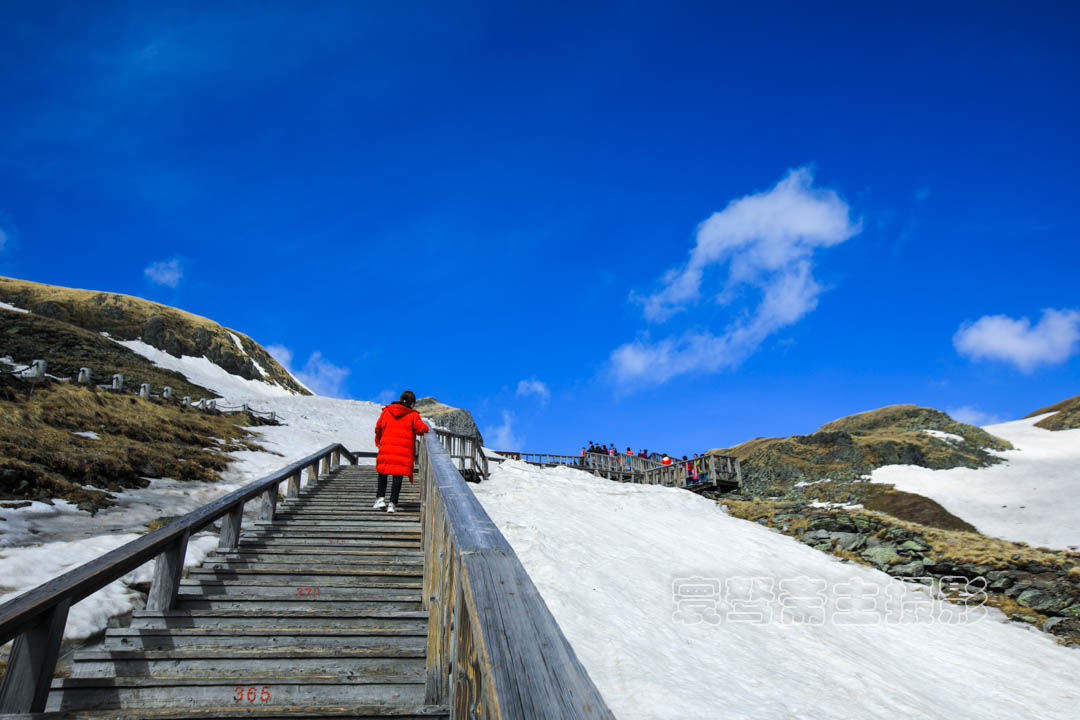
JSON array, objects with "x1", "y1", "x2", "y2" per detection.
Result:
[
  {"x1": 872, "y1": 415, "x2": 1080, "y2": 549},
  {"x1": 114, "y1": 338, "x2": 295, "y2": 398}
]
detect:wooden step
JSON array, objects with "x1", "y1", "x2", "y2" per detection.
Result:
[
  {"x1": 130, "y1": 609, "x2": 428, "y2": 630},
  {"x1": 48, "y1": 677, "x2": 429, "y2": 711}
]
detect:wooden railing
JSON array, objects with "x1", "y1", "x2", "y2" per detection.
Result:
[
  {"x1": 497, "y1": 449, "x2": 743, "y2": 489},
  {"x1": 419, "y1": 431, "x2": 613, "y2": 719},
  {"x1": 0, "y1": 443, "x2": 359, "y2": 714},
  {"x1": 430, "y1": 427, "x2": 488, "y2": 482}
]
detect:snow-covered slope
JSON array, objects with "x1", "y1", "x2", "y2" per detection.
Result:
[
  {"x1": 1, "y1": 351, "x2": 384, "y2": 642},
  {"x1": 871, "y1": 415, "x2": 1080, "y2": 550},
  {"x1": 114, "y1": 338, "x2": 298, "y2": 398},
  {"x1": 472, "y1": 461, "x2": 1080, "y2": 720}
]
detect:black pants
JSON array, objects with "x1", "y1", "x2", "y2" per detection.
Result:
[{"x1": 377, "y1": 473, "x2": 403, "y2": 505}]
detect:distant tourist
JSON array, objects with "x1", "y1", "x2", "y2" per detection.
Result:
[{"x1": 373, "y1": 390, "x2": 429, "y2": 513}]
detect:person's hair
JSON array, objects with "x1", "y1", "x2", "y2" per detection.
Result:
[{"x1": 399, "y1": 390, "x2": 416, "y2": 407}]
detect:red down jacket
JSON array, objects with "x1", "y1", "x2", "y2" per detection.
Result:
[{"x1": 375, "y1": 402, "x2": 430, "y2": 479}]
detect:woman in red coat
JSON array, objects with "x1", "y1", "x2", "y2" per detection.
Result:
[{"x1": 373, "y1": 390, "x2": 430, "y2": 513}]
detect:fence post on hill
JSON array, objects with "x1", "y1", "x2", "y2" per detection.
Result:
[
  {"x1": 139, "y1": 383, "x2": 150, "y2": 398},
  {"x1": 111, "y1": 374, "x2": 123, "y2": 390},
  {"x1": 146, "y1": 531, "x2": 190, "y2": 611},
  {"x1": 182, "y1": 396, "x2": 190, "y2": 406},
  {"x1": 77, "y1": 367, "x2": 91, "y2": 384},
  {"x1": 162, "y1": 386, "x2": 172, "y2": 399},
  {"x1": 27, "y1": 360, "x2": 46, "y2": 378}
]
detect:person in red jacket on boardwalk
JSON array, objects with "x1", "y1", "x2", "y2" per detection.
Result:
[{"x1": 373, "y1": 390, "x2": 429, "y2": 513}]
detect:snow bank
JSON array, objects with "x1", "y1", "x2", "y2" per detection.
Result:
[
  {"x1": 113, "y1": 338, "x2": 294, "y2": 398},
  {"x1": 872, "y1": 416, "x2": 1080, "y2": 549},
  {"x1": 0, "y1": 301, "x2": 29, "y2": 313},
  {"x1": 472, "y1": 460, "x2": 1080, "y2": 720}
]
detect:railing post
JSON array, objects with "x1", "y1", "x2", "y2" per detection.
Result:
[
  {"x1": 308, "y1": 462, "x2": 319, "y2": 486},
  {"x1": 261, "y1": 484, "x2": 278, "y2": 521},
  {"x1": 286, "y1": 471, "x2": 301, "y2": 499},
  {"x1": 218, "y1": 504, "x2": 244, "y2": 551},
  {"x1": 147, "y1": 532, "x2": 190, "y2": 611},
  {"x1": 0, "y1": 598, "x2": 70, "y2": 713}
]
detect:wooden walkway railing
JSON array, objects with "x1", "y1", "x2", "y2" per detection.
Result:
[
  {"x1": 0, "y1": 427, "x2": 611, "y2": 717},
  {"x1": 0, "y1": 443, "x2": 356, "y2": 713},
  {"x1": 418, "y1": 432, "x2": 613, "y2": 718},
  {"x1": 496, "y1": 450, "x2": 742, "y2": 490}
]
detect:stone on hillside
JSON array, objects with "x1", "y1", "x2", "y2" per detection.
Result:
[
  {"x1": 807, "y1": 514, "x2": 858, "y2": 533},
  {"x1": 861, "y1": 546, "x2": 900, "y2": 568},
  {"x1": 829, "y1": 532, "x2": 868, "y2": 552},
  {"x1": 414, "y1": 397, "x2": 481, "y2": 441},
  {"x1": 898, "y1": 539, "x2": 929, "y2": 554},
  {"x1": 889, "y1": 560, "x2": 926, "y2": 577},
  {"x1": 1016, "y1": 588, "x2": 1074, "y2": 614}
]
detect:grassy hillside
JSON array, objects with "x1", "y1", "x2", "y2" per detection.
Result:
[
  {"x1": 710, "y1": 404, "x2": 1012, "y2": 497},
  {"x1": 0, "y1": 374, "x2": 270, "y2": 513},
  {"x1": 1, "y1": 307, "x2": 216, "y2": 400},
  {"x1": 0, "y1": 275, "x2": 307, "y2": 395},
  {"x1": 1025, "y1": 393, "x2": 1080, "y2": 431}
]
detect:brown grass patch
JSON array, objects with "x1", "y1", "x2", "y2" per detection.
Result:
[{"x1": 0, "y1": 377, "x2": 267, "y2": 511}]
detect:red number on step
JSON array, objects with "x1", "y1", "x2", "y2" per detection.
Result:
[
  {"x1": 296, "y1": 587, "x2": 302, "y2": 596},
  {"x1": 261, "y1": 686, "x2": 271, "y2": 702},
  {"x1": 234, "y1": 685, "x2": 243, "y2": 701},
  {"x1": 247, "y1": 686, "x2": 257, "y2": 702}
]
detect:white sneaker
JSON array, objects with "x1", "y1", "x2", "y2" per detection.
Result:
[
  {"x1": 386, "y1": 502, "x2": 397, "y2": 514},
  {"x1": 372, "y1": 497, "x2": 387, "y2": 510}
]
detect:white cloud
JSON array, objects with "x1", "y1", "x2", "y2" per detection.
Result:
[
  {"x1": 0, "y1": 226, "x2": 8, "y2": 251},
  {"x1": 144, "y1": 258, "x2": 183, "y2": 288},
  {"x1": 516, "y1": 378, "x2": 550, "y2": 405},
  {"x1": 266, "y1": 344, "x2": 351, "y2": 398},
  {"x1": 374, "y1": 389, "x2": 397, "y2": 404},
  {"x1": 946, "y1": 406, "x2": 1006, "y2": 427},
  {"x1": 613, "y1": 168, "x2": 859, "y2": 386},
  {"x1": 486, "y1": 411, "x2": 522, "y2": 451},
  {"x1": 953, "y1": 309, "x2": 1080, "y2": 373}
]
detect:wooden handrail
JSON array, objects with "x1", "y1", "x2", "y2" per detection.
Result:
[
  {"x1": 419, "y1": 433, "x2": 613, "y2": 718},
  {"x1": 0, "y1": 442, "x2": 356, "y2": 713}
]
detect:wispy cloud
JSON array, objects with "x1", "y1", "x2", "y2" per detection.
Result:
[
  {"x1": 612, "y1": 168, "x2": 860, "y2": 386},
  {"x1": 266, "y1": 344, "x2": 351, "y2": 398},
  {"x1": 946, "y1": 405, "x2": 1006, "y2": 427},
  {"x1": 144, "y1": 258, "x2": 183, "y2": 288},
  {"x1": 0, "y1": 226, "x2": 8, "y2": 252},
  {"x1": 516, "y1": 378, "x2": 550, "y2": 405},
  {"x1": 953, "y1": 308, "x2": 1080, "y2": 373},
  {"x1": 486, "y1": 411, "x2": 522, "y2": 450}
]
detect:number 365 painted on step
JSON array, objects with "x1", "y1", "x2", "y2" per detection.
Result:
[{"x1": 234, "y1": 685, "x2": 271, "y2": 702}]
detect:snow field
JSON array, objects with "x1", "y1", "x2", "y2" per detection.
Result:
[
  {"x1": 872, "y1": 416, "x2": 1080, "y2": 550},
  {"x1": 472, "y1": 460, "x2": 1080, "y2": 720}
]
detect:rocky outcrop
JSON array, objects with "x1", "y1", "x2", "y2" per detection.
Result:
[
  {"x1": 414, "y1": 397, "x2": 482, "y2": 442},
  {"x1": 1025, "y1": 393, "x2": 1080, "y2": 431},
  {"x1": 709, "y1": 405, "x2": 1013, "y2": 497},
  {"x1": 0, "y1": 275, "x2": 308, "y2": 395}
]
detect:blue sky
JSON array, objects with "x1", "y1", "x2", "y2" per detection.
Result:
[{"x1": 2, "y1": 1, "x2": 1078, "y2": 455}]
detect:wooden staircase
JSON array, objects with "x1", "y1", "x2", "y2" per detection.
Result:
[{"x1": 43, "y1": 464, "x2": 448, "y2": 718}]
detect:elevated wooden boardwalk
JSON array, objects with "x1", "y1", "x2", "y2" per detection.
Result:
[
  {"x1": 496, "y1": 450, "x2": 743, "y2": 492},
  {"x1": 44, "y1": 464, "x2": 445, "y2": 717},
  {"x1": 1, "y1": 433, "x2": 613, "y2": 719}
]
